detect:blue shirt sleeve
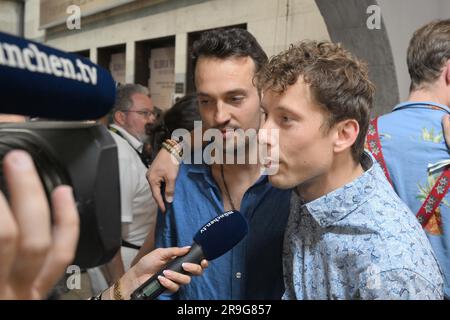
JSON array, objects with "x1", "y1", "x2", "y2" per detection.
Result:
[
  {"x1": 154, "y1": 204, "x2": 179, "y2": 300},
  {"x1": 155, "y1": 204, "x2": 176, "y2": 249}
]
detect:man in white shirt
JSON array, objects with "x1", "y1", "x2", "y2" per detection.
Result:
[
  {"x1": 89, "y1": 84, "x2": 158, "y2": 294},
  {"x1": 109, "y1": 83, "x2": 157, "y2": 167}
]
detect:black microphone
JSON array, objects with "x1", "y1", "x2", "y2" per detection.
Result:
[
  {"x1": 130, "y1": 210, "x2": 248, "y2": 300},
  {"x1": 0, "y1": 31, "x2": 115, "y2": 120}
]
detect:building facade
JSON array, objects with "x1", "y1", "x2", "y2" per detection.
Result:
[{"x1": 1, "y1": 0, "x2": 450, "y2": 114}]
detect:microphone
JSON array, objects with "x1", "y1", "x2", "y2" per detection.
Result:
[
  {"x1": 130, "y1": 210, "x2": 249, "y2": 300},
  {"x1": 0, "y1": 31, "x2": 116, "y2": 120}
]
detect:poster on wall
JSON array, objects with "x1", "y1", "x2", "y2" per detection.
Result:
[
  {"x1": 148, "y1": 47, "x2": 175, "y2": 110},
  {"x1": 109, "y1": 52, "x2": 126, "y2": 84}
]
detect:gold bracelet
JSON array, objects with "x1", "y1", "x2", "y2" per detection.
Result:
[
  {"x1": 161, "y1": 142, "x2": 174, "y2": 155},
  {"x1": 114, "y1": 280, "x2": 124, "y2": 300},
  {"x1": 165, "y1": 139, "x2": 183, "y2": 155},
  {"x1": 162, "y1": 142, "x2": 182, "y2": 162},
  {"x1": 165, "y1": 140, "x2": 179, "y2": 153},
  {"x1": 165, "y1": 138, "x2": 179, "y2": 147}
]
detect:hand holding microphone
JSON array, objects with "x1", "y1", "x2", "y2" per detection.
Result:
[
  {"x1": 100, "y1": 246, "x2": 208, "y2": 300},
  {"x1": 130, "y1": 210, "x2": 249, "y2": 300}
]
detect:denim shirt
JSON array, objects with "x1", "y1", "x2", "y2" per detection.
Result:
[
  {"x1": 155, "y1": 162, "x2": 291, "y2": 300},
  {"x1": 283, "y1": 153, "x2": 444, "y2": 300}
]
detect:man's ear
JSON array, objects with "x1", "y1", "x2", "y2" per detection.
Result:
[
  {"x1": 445, "y1": 60, "x2": 450, "y2": 87},
  {"x1": 333, "y1": 119, "x2": 360, "y2": 154},
  {"x1": 113, "y1": 111, "x2": 126, "y2": 126}
]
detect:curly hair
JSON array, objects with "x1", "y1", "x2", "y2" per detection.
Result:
[
  {"x1": 255, "y1": 40, "x2": 375, "y2": 161},
  {"x1": 192, "y1": 28, "x2": 268, "y2": 75},
  {"x1": 407, "y1": 19, "x2": 450, "y2": 91}
]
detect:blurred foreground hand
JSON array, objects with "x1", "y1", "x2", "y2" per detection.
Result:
[{"x1": 0, "y1": 150, "x2": 79, "y2": 300}]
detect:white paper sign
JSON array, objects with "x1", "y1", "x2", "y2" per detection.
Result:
[{"x1": 149, "y1": 47, "x2": 175, "y2": 110}]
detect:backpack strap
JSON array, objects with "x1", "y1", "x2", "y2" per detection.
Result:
[
  {"x1": 366, "y1": 117, "x2": 450, "y2": 227},
  {"x1": 416, "y1": 169, "x2": 450, "y2": 227},
  {"x1": 366, "y1": 117, "x2": 393, "y2": 185}
]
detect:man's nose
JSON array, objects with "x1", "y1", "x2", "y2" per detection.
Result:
[
  {"x1": 214, "y1": 102, "x2": 231, "y2": 125},
  {"x1": 258, "y1": 126, "x2": 269, "y2": 145},
  {"x1": 258, "y1": 121, "x2": 277, "y2": 147}
]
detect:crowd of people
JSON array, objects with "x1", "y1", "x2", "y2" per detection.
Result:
[{"x1": 1, "y1": 18, "x2": 450, "y2": 300}]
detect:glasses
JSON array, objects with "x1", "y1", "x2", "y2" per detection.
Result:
[{"x1": 121, "y1": 110, "x2": 156, "y2": 119}]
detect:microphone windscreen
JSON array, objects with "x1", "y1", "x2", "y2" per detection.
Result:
[
  {"x1": 193, "y1": 210, "x2": 248, "y2": 260},
  {"x1": 0, "y1": 31, "x2": 115, "y2": 120}
]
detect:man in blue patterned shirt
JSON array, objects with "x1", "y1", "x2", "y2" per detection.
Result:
[
  {"x1": 374, "y1": 19, "x2": 450, "y2": 299},
  {"x1": 256, "y1": 40, "x2": 444, "y2": 299}
]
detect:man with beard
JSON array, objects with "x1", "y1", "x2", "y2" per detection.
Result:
[{"x1": 153, "y1": 29, "x2": 291, "y2": 300}]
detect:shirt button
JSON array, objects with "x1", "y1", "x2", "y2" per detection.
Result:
[{"x1": 235, "y1": 272, "x2": 242, "y2": 279}]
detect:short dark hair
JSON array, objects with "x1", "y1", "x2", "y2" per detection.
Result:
[
  {"x1": 407, "y1": 19, "x2": 450, "y2": 91},
  {"x1": 192, "y1": 28, "x2": 268, "y2": 75},
  {"x1": 256, "y1": 41, "x2": 375, "y2": 161}
]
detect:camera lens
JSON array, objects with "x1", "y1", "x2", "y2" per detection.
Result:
[{"x1": 0, "y1": 130, "x2": 71, "y2": 202}]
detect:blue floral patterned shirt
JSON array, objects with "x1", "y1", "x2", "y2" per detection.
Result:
[
  {"x1": 283, "y1": 152, "x2": 444, "y2": 300},
  {"x1": 377, "y1": 101, "x2": 450, "y2": 298}
]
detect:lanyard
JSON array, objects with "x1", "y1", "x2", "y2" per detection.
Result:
[{"x1": 108, "y1": 125, "x2": 149, "y2": 168}]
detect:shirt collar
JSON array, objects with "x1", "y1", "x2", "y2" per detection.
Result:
[
  {"x1": 300, "y1": 152, "x2": 379, "y2": 228},
  {"x1": 393, "y1": 101, "x2": 450, "y2": 113},
  {"x1": 391, "y1": 101, "x2": 450, "y2": 173},
  {"x1": 110, "y1": 124, "x2": 143, "y2": 152}
]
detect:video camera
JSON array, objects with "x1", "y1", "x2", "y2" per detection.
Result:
[{"x1": 0, "y1": 31, "x2": 121, "y2": 268}]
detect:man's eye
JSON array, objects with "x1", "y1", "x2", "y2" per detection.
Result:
[
  {"x1": 199, "y1": 99, "x2": 210, "y2": 106},
  {"x1": 281, "y1": 115, "x2": 291, "y2": 123},
  {"x1": 230, "y1": 96, "x2": 244, "y2": 103}
]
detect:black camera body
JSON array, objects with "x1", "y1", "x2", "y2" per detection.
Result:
[{"x1": 0, "y1": 121, "x2": 121, "y2": 268}]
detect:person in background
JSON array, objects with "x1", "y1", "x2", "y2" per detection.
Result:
[
  {"x1": 110, "y1": 84, "x2": 157, "y2": 168},
  {"x1": 132, "y1": 94, "x2": 201, "y2": 265},
  {"x1": 149, "y1": 95, "x2": 201, "y2": 162},
  {"x1": 88, "y1": 84, "x2": 158, "y2": 295},
  {"x1": 367, "y1": 19, "x2": 450, "y2": 299}
]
